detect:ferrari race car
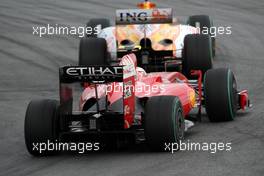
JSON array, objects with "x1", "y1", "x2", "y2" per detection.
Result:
[
  {"x1": 24, "y1": 53, "x2": 250, "y2": 156},
  {"x1": 24, "y1": 1, "x2": 250, "y2": 156}
]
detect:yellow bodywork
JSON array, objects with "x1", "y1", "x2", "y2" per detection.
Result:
[{"x1": 116, "y1": 24, "x2": 180, "y2": 51}]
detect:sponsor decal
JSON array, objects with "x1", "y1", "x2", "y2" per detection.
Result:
[
  {"x1": 66, "y1": 66, "x2": 123, "y2": 76},
  {"x1": 116, "y1": 8, "x2": 172, "y2": 24},
  {"x1": 61, "y1": 66, "x2": 123, "y2": 83}
]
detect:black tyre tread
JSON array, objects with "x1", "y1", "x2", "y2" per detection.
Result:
[
  {"x1": 187, "y1": 15, "x2": 211, "y2": 30},
  {"x1": 204, "y1": 68, "x2": 237, "y2": 122},
  {"x1": 183, "y1": 34, "x2": 212, "y2": 77},
  {"x1": 86, "y1": 18, "x2": 110, "y2": 37},
  {"x1": 187, "y1": 15, "x2": 215, "y2": 57},
  {"x1": 145, "y1": 96, "x2": 184, "y2": 151},
  {"x1": 79, "y1": 37, "x2": 108, "y2": 66},
  {"x1": 24, "y1": 99, "x2": 59, "y2": 156}
]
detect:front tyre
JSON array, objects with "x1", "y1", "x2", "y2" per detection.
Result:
[
  {"x1": 24, "y1": 99, "x2": 60, "y2": 156},
  {"x1": 145, "y1": 96, "x2": 185, "y2": 151},
  {"x1": 183, "y1": 34, "x2": 213, "y2": 78},
  {"x1": 204, "y1": 68, "x2": 238, "y2": 122},
  {"x1": 79, "y1": 37, "x2": 109, "y2": 66}
]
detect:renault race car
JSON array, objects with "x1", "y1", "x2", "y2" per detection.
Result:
[
  {"x1": 80, "y1": 0, "x2": 215, "y2": 77},
  {"x1": 24, "y1": 53, "x2": 250, "y2": 156}
]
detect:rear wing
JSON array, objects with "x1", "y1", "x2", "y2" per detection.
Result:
[
  {"x1": 59, "y1": 65, "x2": 124, "y2": 114},
  {"x1": 59, "y1": 65, "x2": 136, "y2": 129},
  {"x1": 116, "y1": 8, "x2": 173, "y2": 25}
]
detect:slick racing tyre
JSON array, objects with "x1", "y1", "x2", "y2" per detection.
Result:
[
  {"x1": 187, "y1": 15, "x2": 216, "y2": 57},
  {"x1": 183, "y1": 34, "x2": 213, "y2": 78},
  {"x1": 86, "y1": 18, "x2": 110, "y2": 37},
  {"x1": 145, "y1": 96, "x2": 185, "y2": 151},
  {"x1": 24, "y1": 99, "x2": 60, "y2": 156},
  {"x1": 79, "y1": 37, "x2": 109, "y2": 66},
  {"x1": 204, "y1": 68, "x2": 238, "y2": 122}
]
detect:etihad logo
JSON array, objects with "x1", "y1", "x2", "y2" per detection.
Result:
[
  {"x1": 61, "y1": 66, "x2": 123, "y2": 83},
  {"x1": 66, "y1": 66, "x2": 123, "y2": 76}
]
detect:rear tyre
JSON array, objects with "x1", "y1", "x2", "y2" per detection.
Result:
[
  {"x1": 24, "y1": 99, "x2": 59, "y2": 156},
  {"x1": 79, "y1": 37, "x2": 109, "y2": 66},
  {"x1": 204, "y1": 68, "x2": 238, "y2": 122},
  {"x1": 183, "y1": 34, "x2": 213, "y2": 77},
  {"x1": 145, "y1": 96, "x2": 185, "y2": 151},
  {"x1": 187, "y1": 15, "x2": 215, "y2": 57},
  {"x1": 86, "y1": 18, "x2": 110, "y2": 37}
]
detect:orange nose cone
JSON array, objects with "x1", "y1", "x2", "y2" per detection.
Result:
[{"x1": 137, "y1": 1, "x2": 156, "y2": 9}]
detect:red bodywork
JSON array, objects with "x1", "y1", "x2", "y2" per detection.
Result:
[
  {"x1": 79, "y1": 54, "x2": 250, "y2": 129},
  {"x1": 80, "y1": 54, "x2": 196, "y2": 129},
  {"x1": 238, "y1": 90, "x2": 250, "y2": 110}
]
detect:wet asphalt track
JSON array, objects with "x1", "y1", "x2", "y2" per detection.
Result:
[{"x1": 0, "y1": 0, "x2": 264, "y2": 175}]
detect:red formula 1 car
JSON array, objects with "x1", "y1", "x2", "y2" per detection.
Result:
[{"x1": 24, "y1": 53, "x2": 250, "y2": 156}]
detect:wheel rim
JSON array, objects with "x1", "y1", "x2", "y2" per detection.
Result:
[
  {"x1": 227, "y1": 70, "x2": 238, "y2": 119},
  {"x1": 232, "y1": 75, "x2": 238, "y2": 113},
  {"x1": 172, "y1": 99, "x2": 185, "y2": 142},
  {"x1": 177, "y1": 109, "x2": 184, "y2": 140}
]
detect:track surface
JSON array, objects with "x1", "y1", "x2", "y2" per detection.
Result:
[{"x1": 0, "y1": 0, "x2": 264, "y2": 175}]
